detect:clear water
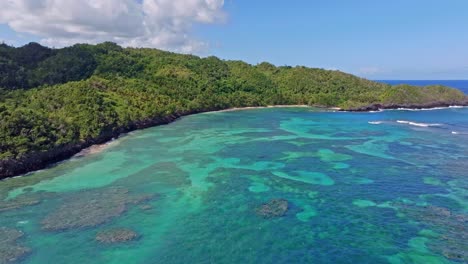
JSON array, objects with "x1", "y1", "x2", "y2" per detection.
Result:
[
  {"x1": 1, "y1": 107, "x2": 467, "y2": 264},
  {"x1": 377, "y1": 80, "x2": 468, "y2": 94}
]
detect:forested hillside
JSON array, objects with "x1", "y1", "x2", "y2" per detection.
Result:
[{"x1": 0, "y1": 42, "x2": 466, "y2": 178}]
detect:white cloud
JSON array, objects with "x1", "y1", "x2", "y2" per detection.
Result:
[{"x1": 0, "y1": 0, "x2": 226, "y2": 53}]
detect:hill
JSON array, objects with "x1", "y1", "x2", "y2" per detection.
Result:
[{"x1": 0, "y1": 42, "x2": 466, "y2": 178}]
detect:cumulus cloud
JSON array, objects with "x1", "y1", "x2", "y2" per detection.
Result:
[{"x1": 0, "y1": 0, "x2": 226, "y2": 53}]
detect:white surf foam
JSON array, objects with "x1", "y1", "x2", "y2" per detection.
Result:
[
  {"x1": 396, "y1": 120, "x2": 410, "y2": 124},
  {"x1": 449, "y1": 105, "x2": 465, "y2": 108},
  {"x1": 411, "y1": 122, "x2": 440, "y2": 127},
  {"x1": 368, "y1": 121, "x2": 383, "y2": 125},
  {"x1": 391, "y1": 105, "x2": 468, "y2": 111},
  {"x1": 452, "y1": 131, "x2": 468, "y2": 135},
  {"x1": 396, "y1": 108, "x2": 443, "y2": 111},
  {"x1": 396, "y1": 120, "x2": 441, "y2": 127}
]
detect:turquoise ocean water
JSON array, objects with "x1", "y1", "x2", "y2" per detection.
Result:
[{"x1": 1, "y1": 107, "x2": 467, "y2": 263}]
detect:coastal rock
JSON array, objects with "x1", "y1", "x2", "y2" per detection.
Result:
[
  {"x1": 41, "y1": 188, "x2": 153, "y2": 231},
  {"x1": 0, "y1": 227, "x2": 31, "y2": 264},
  {"x1": 345, "y1": 104, "x2": 382, "y2": 112},
  {"x1": 0, "y1": 110, "x2": 192, "y2": 180},
  {"x1": 256, "y1": 199, "x2": 289, "y2": 218},
  {"x1": 343, "y1": 100, "x2": 468, "y2": 112},
  {"x1": 95, "y1": 228, "x2": 139, "y2": 244}
]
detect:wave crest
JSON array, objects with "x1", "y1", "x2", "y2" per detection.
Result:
[
  {"x1": 452, "y1": 131, "x2": 468, "y2": 135},
  {"x1": 396, "y1": 120, "x2": 441, "y2": 127}
]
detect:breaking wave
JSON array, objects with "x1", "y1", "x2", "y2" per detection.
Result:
[{"x1": 396, "y1": 120, "x2": 442, "y2": 127}]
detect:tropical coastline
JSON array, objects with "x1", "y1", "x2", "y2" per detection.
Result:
[
  {"x1": 0, "y1": 105, "x2": 321, "y2": 179},
  {"x1": 73, "y1": 138, "x2": 119, "y2": 157},
  {"x1": 212, "y1": 105, "x2": 311, "y2": 112},
  {"x1": 0, "y1": 44, "x2": 467, "y2": 179},
  {"x1": 2, "y1": 2, "x2": 468, "y2": 263},
  {"x1": 1, "y1": 106, "x2": 467, "y2": 263},
  {"x1": 2, "y1": 100, "x2": 468, "y2": 179},
  {"x1": 341, "y1": 101, "x2": 468, "y2": 112}
]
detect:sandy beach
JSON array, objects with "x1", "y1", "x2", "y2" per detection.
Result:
[{"x1": 213, "y1": 105, "x2": 312, "y2": 113}]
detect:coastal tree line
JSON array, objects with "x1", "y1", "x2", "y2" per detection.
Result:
[{"x1": 0, "y1": 42, "x2": 465, "y2": 160}]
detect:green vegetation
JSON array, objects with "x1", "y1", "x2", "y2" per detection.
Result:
[
  {"x1": 0, "y1": 42, "x2": 466, "y2": 163},
  {"x1": 379, "y1": 84, "x2": 465, "y2": 105}
]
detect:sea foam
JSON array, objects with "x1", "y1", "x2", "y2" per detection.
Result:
[
  {"x1": 449, "y1": 105, "x2": 465, "y2": 108},
  {"x1": 452, "y1": 131, "x2": 468, "y2": 135},
  {"x1": 396, "y1": 120, "x2": 441, "y2": 127},
  {"x1": 396, "y1": 107, "x2": 446, "y2": 111}
]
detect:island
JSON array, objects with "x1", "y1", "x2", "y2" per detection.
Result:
[{"x1": 1, "y1": 42, "x2": 467, "y2": 178}]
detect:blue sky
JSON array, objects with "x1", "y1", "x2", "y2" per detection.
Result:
[{"x1": 1, "y1": 0, "x2": 468, "y2": 79}]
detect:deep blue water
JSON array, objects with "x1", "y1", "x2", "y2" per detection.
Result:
[{"x1": 377, "y1": 80, "x2": 468, "y2": 94}]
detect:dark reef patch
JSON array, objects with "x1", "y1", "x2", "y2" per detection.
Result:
[
  {"x1": 0, "y1": 227, "x2": 31, "y2": 264},
  {"x1": 0, "y1": 196, "x2": 40, "y2": 213},
  {"x1": 95, "y1": 228, "x2": 139, "y2": 244},
  {"x1": 41, "y1": 188, "x2": 153, "y2": 231},
  {"x1": 256, "y1": 199, "x2": 289, "y2": 218},
  {"x1": 398, "y1": 204, "x2": 468, "y2": 262},
  {"x1": 0, "y1": 190, "x2": 57, "y2": 213}
]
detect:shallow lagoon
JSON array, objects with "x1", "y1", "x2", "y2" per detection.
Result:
[{"x1": 1, "y1": 107, "x2": 467, "y2": 264}]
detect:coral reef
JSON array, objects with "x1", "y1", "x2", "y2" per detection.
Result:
[
  {"x1": 95, "y1": 228, "x2": 139, "y2": 244},
  {"x1": 256, "y1": 199, "x2": 289, "y2": 218},
  {"x1": 0, "y1": 227, "x2": 31, "y2": 264},
  {"x1": 41, "y1": 188, "x2": 153, "y2": 231},
  {"x1": 398, "y1": 204, "x2": 467, "y2": 262},
  {"x1": 0, "y1": 196, "x2": 40, "y2": 213}
]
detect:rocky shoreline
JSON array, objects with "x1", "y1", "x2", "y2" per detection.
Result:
[
  {"x1": 1, "y1": 100, "x2": 467, "y2": 180},
  {"x1": 0, "y1": 107, "x2": 220, "y2": 180},
  {"x1": 341, "y1": 100, "x2": 468, "y2": 112}
]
